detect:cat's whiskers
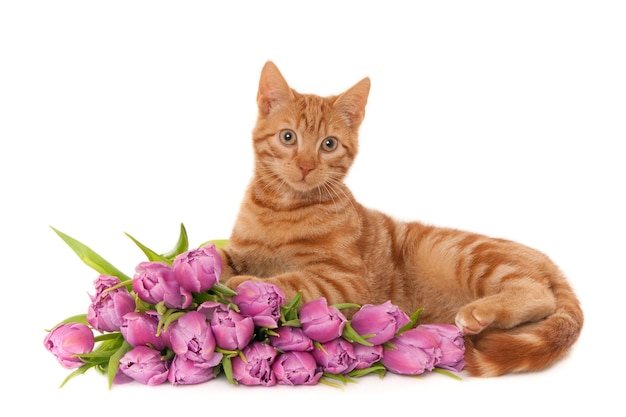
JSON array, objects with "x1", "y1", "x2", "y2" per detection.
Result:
[
  {"x1": 254, "y1": 166, "x2": 289, "y2": 197},
  {"x1": 326, "y1": 175, "x2": 359, "y2": 219}
]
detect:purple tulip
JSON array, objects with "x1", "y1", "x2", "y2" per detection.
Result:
[
  {"x1": 418, "y1": 324, "x2": 466, "y2": 372},
  {"x1": 168, "y1": 354, "x2": 220, "y2": 385},
  {"x1": 350, "y1": 301, "x2": 411, "y2": 345},
  {"x1": 269, "y1": 326, "x2": 314, "y2": 352},
  {"x1": 173, "y1": 245, "x2": 222, "y2": 293},
  {"x1": 120, "y1": 311, "x2": 166, "y2": 351},
  {"x1": 231, "y1": 341, "x2": 278, "y2": 386},
  {"x1": 299, "y1": 298, "x2": 347, "y2": 343},
  {"x1": 133, "y1": 261, "x2": 192, "y2": 309},
  {"x1": 381, "y1": 327, "x2": 442, "y2": 375},
  {"x1": 232, "y1": 281, "x2": 285, "y2": 328},
  {"x1": 311, "y1": 337, "x2": 357, "y2": 374},
  {"x1": 168, "y1": 311, "x2": 220, "y2": 365},
  {"x1": 118, "y1": 346, "x2": 169, "y2": 385},
  {"x1": 352, "y1": 343, "x2": 384, "y2": 370},
  {"x1": 87, "y1": 274, "x2": 135, "y2": 332},
  {"x1": 272, "y1": 351, "x2": 322, "y2": 386},
  {"x1": 43, "y1": 322, "x2": 95, "y2": 369},
  {"x1": 197, "y1": 301, "x2": 255, "y2": 351}
]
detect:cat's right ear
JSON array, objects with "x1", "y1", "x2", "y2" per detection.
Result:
[{"x1": 257, "y1": 61, "x2": 295, "y2": 116}]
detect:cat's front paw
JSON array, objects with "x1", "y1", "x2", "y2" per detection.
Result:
[
  {"x1": 223, "y1": 275, "x2": 259, "y2": 292},
  {"x1": 455, "y1": 304, "x2": 495, "y2": 335}
]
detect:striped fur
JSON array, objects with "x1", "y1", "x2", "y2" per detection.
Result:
[{"x1": 219, "y1": 61, "x2": 583, "y2": 377}]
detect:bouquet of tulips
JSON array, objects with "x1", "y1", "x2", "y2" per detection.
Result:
[{"x1": 44, "y1": 224, "x2": 465, "y2": 388}]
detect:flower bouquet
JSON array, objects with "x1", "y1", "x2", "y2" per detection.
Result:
[{"x1": 44, "y1": 224, "x2": 465, "y2": 388}]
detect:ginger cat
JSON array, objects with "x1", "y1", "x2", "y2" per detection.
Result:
[{"x1": 219, "y1": 61, "x2": 583, "y2": 377}]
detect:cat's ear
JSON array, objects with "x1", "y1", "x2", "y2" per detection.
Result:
[
  {"x1": 334, "y1": 77, "x2": 370, "y2": 128},
  {"x1": 257, "y1": 61, "x2": 295, "y2": 116}
]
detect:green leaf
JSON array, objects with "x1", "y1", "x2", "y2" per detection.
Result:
[
  {"x1": 107, "y1": 339, "x2": 132, "y2": 389},
  {"x1": 397, "y1": 307, "x2": 424, "y2": 334},
  {"x1": 432, "y1": 367, "x2": 463, "y2": 381},
  {"x1": 162, "y1": 223, "x2": 189, "y2": 259},
  {"x1": 347, "y1": 364, "x2": 387, "y2": 379},
  {"x1": 280, "y1": 291, "x2": 302, "y2": 325},
  {"x1": 333, "y1": 303, "x2": 361, "y2": 310},
  {"x1": 45, "y1": 314, "x2": 89, "y2": 331},
  {"x1": 342, "y1": 321, "x2": 373, "y2": 346},
  {"x1": 59, "y1": 363, "x2": 94, "y2": 388},
  {"x1": 210, "y1": 283, "x2": 238, "y2": 297},
  {"x1": 50, "y1": 227, "x2": 132, "y2": 281},
  {"x1": 125, "y1": 232, "x2": 170, "y2": 264},
  {"x1": 200, "y1": 239, "x2": 229, "y2": 249}
]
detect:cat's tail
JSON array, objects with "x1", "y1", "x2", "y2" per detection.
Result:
[{"x1": 462, "y1": 279, "x2": 584, "y2": 377}]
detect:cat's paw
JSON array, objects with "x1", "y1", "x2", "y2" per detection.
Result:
[
  {"x1": 223, "y1": 275, "x2": 259, "y2": 292},
  {"x1": 455, "y1": 304, "x2": 496, "y2": 335}
]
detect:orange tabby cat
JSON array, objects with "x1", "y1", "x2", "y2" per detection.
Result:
[{"x1": 218, "y1": 61, "x2": 583, "y2": 377}]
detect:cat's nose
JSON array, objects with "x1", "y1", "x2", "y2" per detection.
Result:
[{"x1": 299, "y1": 163, "x2": 315, "y2": 178}]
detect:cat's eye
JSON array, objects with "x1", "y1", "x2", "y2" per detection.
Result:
[
  {"x1": 321, "y1": 137, "x2": 339, "y2": 152},
  {"x1": 279, "y1": 130, "x2": 297, "y2": 146}
]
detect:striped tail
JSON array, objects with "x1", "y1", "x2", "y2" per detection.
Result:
[{"x1": 463, "y1": 280, "x2": 584, "y2": 377}]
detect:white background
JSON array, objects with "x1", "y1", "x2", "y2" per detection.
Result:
[{"x1": 1, "y1": 1, "x2": 624, "y2": 415}]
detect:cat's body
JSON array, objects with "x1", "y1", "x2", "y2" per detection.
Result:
[{"x1": 219, "y1": 61, "x2": 583, "y2": 377}]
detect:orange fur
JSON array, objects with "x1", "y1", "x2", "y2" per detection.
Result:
[{"x1": 219, "y1": 61, "x2": 583, "y2": 377}]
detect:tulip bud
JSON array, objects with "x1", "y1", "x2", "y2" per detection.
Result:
[
  {"x1": 87, "y1": 274, "x2": 135, "y2": 332},
  {"x1": 299, "y1": 298, "x2": 346, "y2": 343},
  {"x1": 168, "y1": 355, "x2": 220, "y2": 385},
  {"x1": 231, "y1": 342, "x2": 278, "y2": 386},
  {"x1": 173, "y1": 245, "x2": 222, "y2": 293},
  {"x1": 272, "y1": 351, "x2": 322, "y2": 385},
  {"x1": 311, "y1": 338, "x2": 357, "y2": 374},
  {"x1": 133, "y1": 261, "x2": 193, "y2": 309},
  {"x1": 120, "y1": 311, "x2": 167, "y2": 351},
  {"x1": 381, "y1": 327, "x2": 442, "y2": 375},
  {"x1": 168, "y1": 311, "x2": 218, "y2": 364},
  {"x1": 418, "y1": 324, "x2": 465, "y2": 372},
  {"x1": 44, "y1": 322, "x2": 95, "y2": 369},
  {"x1": 269, "y1": 326, "x2": 314, "y2": 352},
  {"x1": 118, "y1": 346, "x2": 169, "y2": 385},
  {"x1": 352, "y1": 343, "x2": 384, "y2": 370},
  {"x1": 232, "y1": 281, "x2": 285, "y2": 328},
  {"x1": 350, "y1": 301, "x2": 410, "y2": 345},
  {"x1": 207, "y1": 303, "x2": 255, "y2": 351}
]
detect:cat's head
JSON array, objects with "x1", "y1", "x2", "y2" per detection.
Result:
[{"x1": 251, "y1": 61, "x2": 370, "y2": 196}]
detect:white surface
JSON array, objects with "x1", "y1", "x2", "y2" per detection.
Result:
[{"x1": 1, "y1": 1, "x2": 624, "y2": 416}]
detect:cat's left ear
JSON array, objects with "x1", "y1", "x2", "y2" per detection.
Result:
[{"x1": 334, "y1": 77, "x2": 371, "y2": 128}]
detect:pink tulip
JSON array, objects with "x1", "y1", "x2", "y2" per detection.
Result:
[
  {"x1": 168, "y1": 354, "x2": 221, "y2": 385},
  {"x1": 352, "y1": 343, "x2": 384, "y2": 370},
  {"x1": 173, "y1": 245, "x2": 222, "y2": 293},
  {"x1": 44, "y1": 322, "x2": 94, "y2": 369},
  {"x1": 120, "y1": 311, "x2": 166, "y2": 351},
  {"x1": 133, "y1": 261, "x2": 192, "y2": 309},
  {"x1": 87, "y1": 274, "x2": 135, "y2": 332},
  {"x1": 381, "y1": 327, "x2": 442, "y2": 375},
  {"x1": 168, "y1": 311, "x2": 219, "y2": 364},
  {"x1": 350, "y1": 301, "x2": 410, "y2": 345},
  {"x1": 199, "y1": 302, "x2": 255, "y2": 350},
  {"x1": 232, "y1": 281, "x2": 285, "y2": 328},
  {"x1": 118, "y1": 346, "x2": 169, "y2": 385},
  {"x1": 231, "y1": 341, "x2": 278, "y2": 386},
  {"x1": 299, "y1": 298, "x2": 346, "y2": 343},
  {"x1": 272, "y1": 351, "x2": 322, "y2": 386},
  {"x1": 418, "y1": 324, "x2": 465, "y2": 372},
  {"x1": 311, "y1": 337, "x2": 357, "y2": 374},
  {"x1": 269, "y1": 326, "x2": 314, "y2": 352}
]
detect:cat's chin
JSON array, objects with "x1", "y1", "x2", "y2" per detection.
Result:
[{"x1": 286, "y1": 181, "x2": 321, "y2": 194}]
